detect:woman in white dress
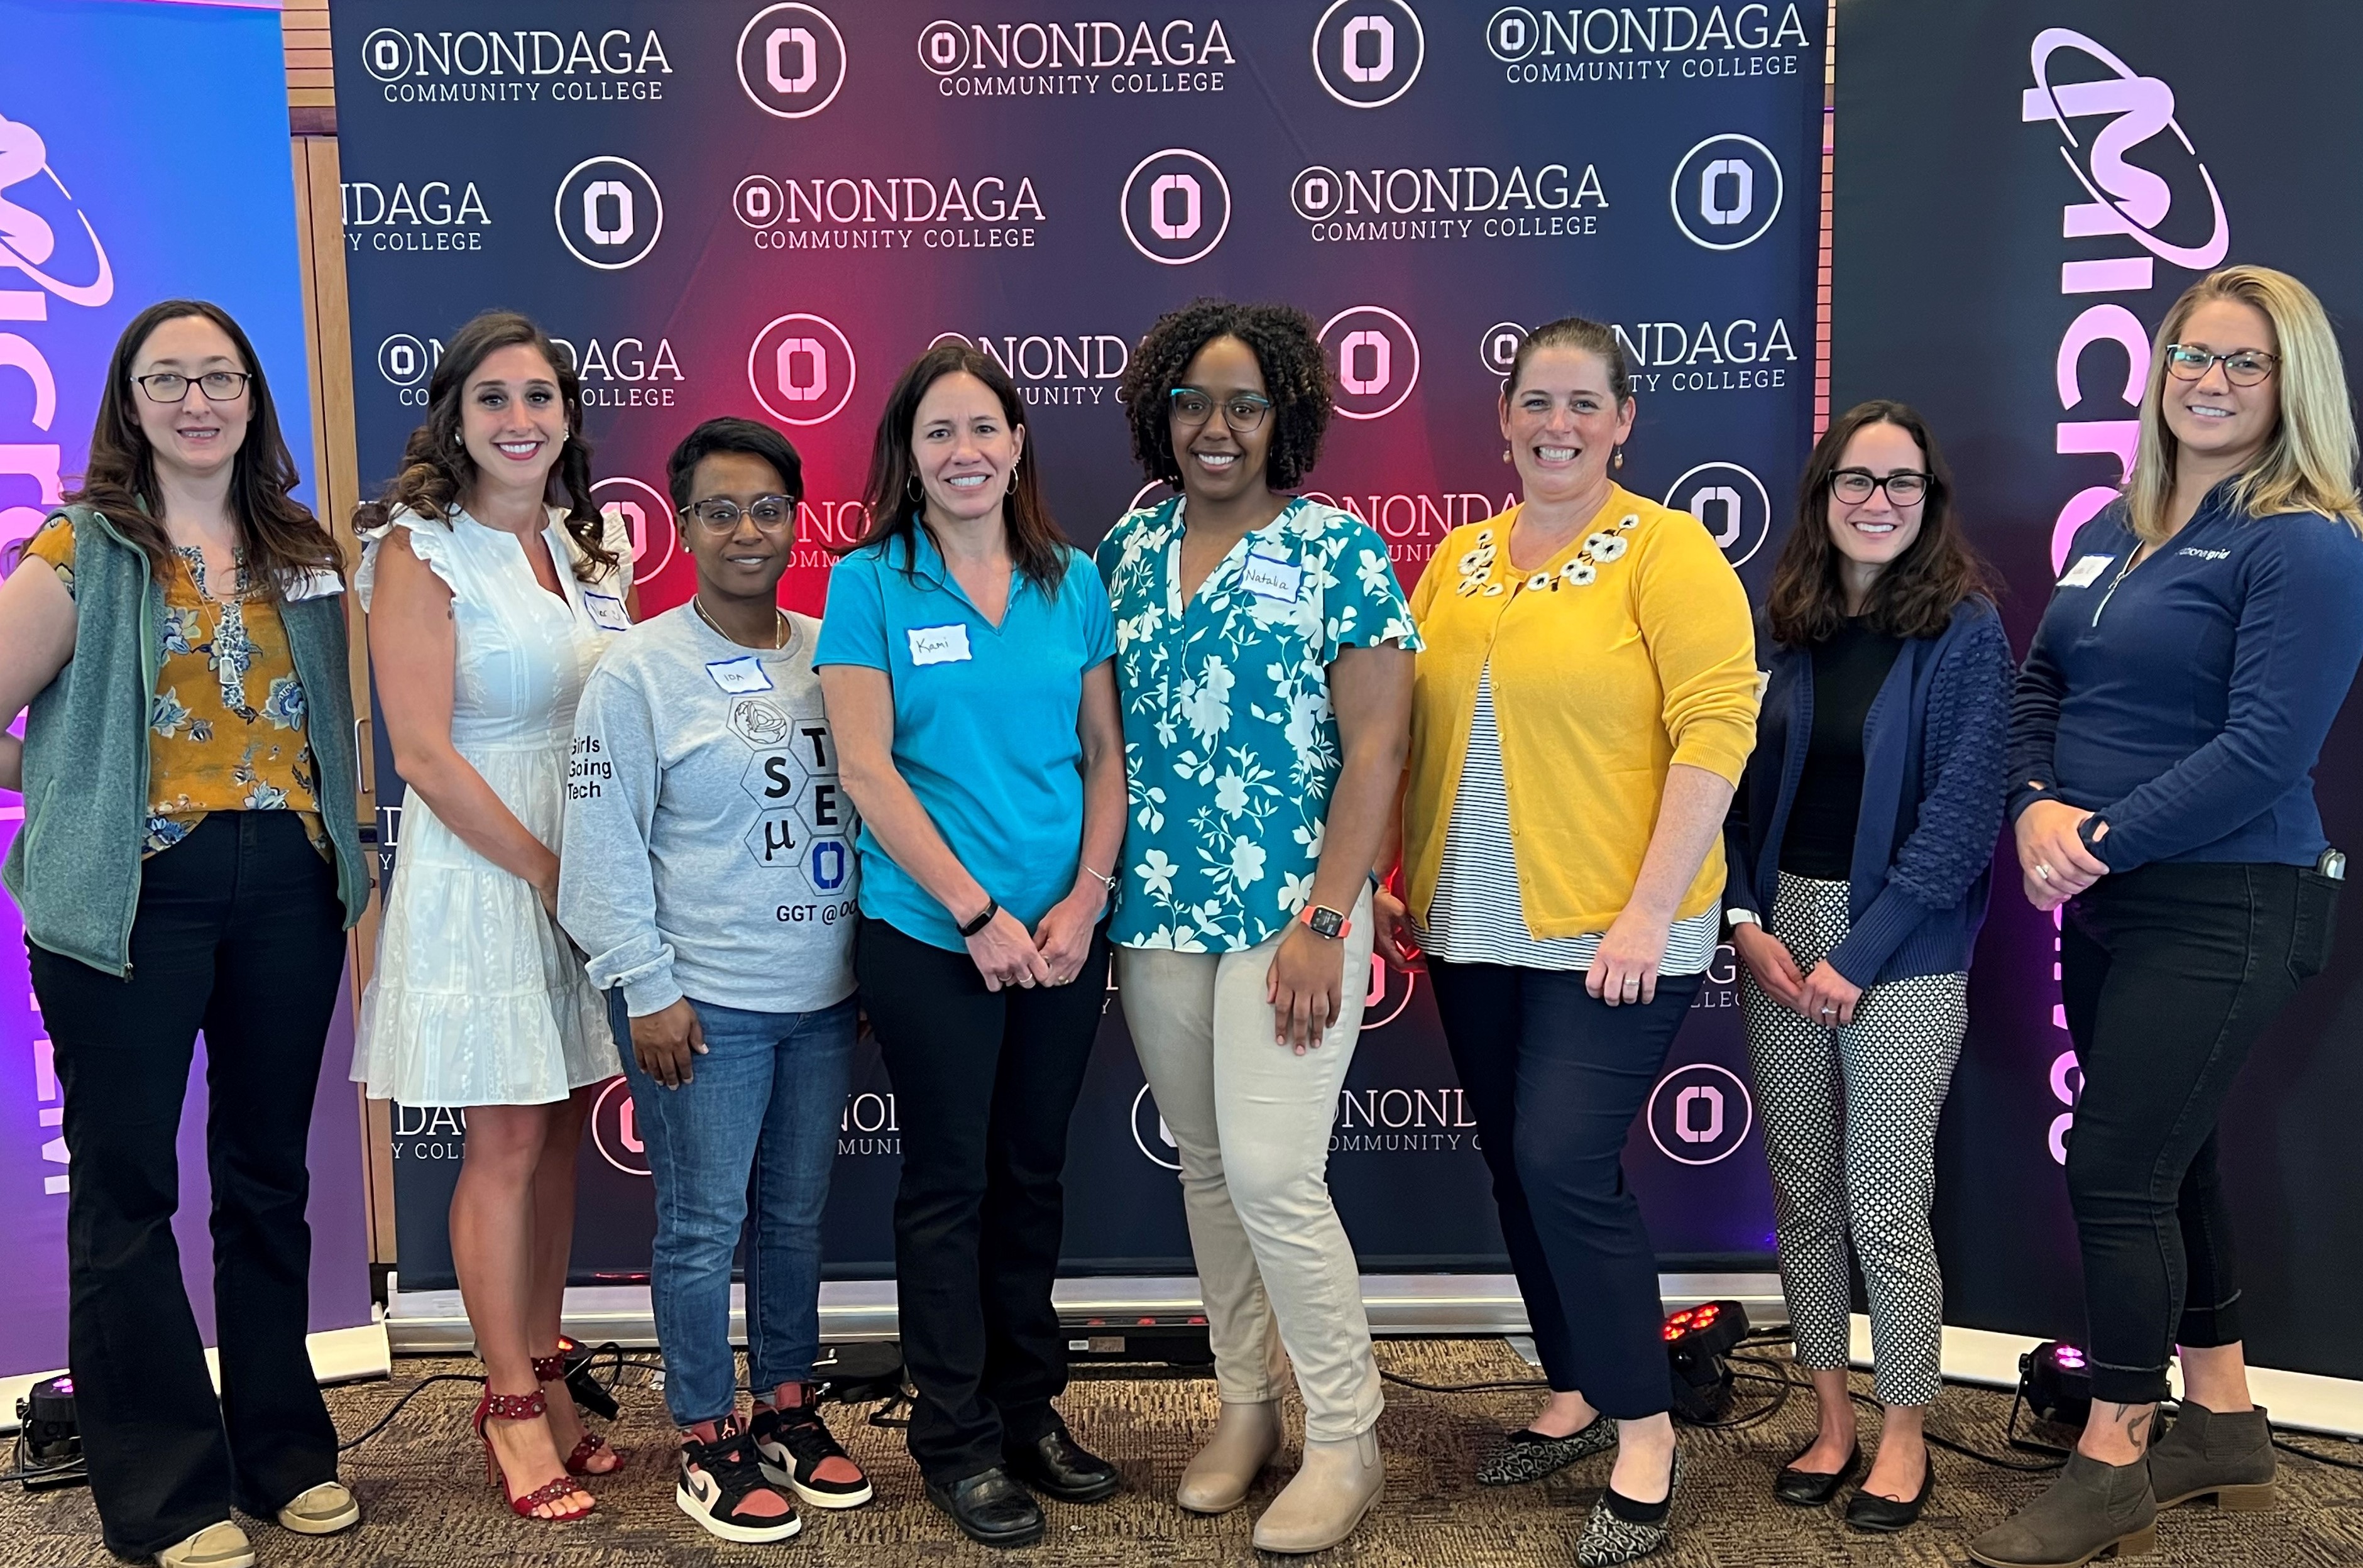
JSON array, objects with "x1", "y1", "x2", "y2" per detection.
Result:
[{"x1": 353, "y1": 310, "x2": 635, "y2": 1521}]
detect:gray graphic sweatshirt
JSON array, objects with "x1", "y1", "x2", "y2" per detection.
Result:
[{"x1": 559, "y1": 603, "x2": 857, "y2": 1017}]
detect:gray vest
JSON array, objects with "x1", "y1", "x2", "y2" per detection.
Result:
[{"x1": 3, "y1": 505, "x2": 368, "y2": 975}]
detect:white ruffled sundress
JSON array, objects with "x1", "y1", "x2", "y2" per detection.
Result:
[{"x1": 351, "y1": 504, "x2": 630, "y2": 1106}]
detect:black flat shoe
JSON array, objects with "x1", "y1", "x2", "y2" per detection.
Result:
[
  {"x1": 924, "y1": 1467, "x2": 1044, "y2": 1548},
  {"x1": 1773, "y1": 1442, "x2": 1861, "y2": 1506},
  {"x1": 1477, "y1": 1415, "x2": 1616, "y2": 1486},
  {"x1": 1845, "y1": 1453, "x2": 1933, "y2": 1533},
  {"x1": 1004, "y1": 1425, "x2": 1121, "y2": 1503}
]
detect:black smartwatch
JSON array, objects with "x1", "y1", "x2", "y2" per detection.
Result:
[{"x1": 958, "y1": 897, "x2": 1000, "y2": 938}]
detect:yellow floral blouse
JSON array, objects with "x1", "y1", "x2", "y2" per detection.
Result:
[{"x1": 27, "y1": 514, "x2": 326, "y2": 857}]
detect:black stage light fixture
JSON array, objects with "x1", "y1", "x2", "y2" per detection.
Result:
[
  {"x1": 551, "y1": 1334, "x2": 620, "y2": 1422},
  {"x1": 2019, "y1": 1340, "x2": 2094, "y2": 1429},
  {"x1": 14, "y1": 1374, "x2": 89, "y2": 1491},
  {"x1": 1059, "y1": 1313, "x2": 1217, "y2": 1369},
  {"x1": 1663, "y1": 1300, "x2": 1749, "y2": 1422},
  {"x1": 810, "y1": 1341, "x2": 909, "y2": 1407}
]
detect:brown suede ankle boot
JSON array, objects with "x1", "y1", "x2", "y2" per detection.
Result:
[
  {"x1": 1966, "y1": 1450, "x2": 2156, "y2": 1567},
  {"x1": 2148, "y1": 1401, "x2": 2275, "y2": 1511}
]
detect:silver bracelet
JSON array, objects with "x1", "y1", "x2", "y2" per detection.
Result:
[{"x1": 1079, "y1": 862, "x2": 1118, "y2": 894}]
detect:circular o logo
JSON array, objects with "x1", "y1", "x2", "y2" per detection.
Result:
[
  {"x1": 1119, "y1": 149, "x2": 1231, "y2": 266},
  {"x1": 1664, "y1": 461, "x2": 1772, "y2": 567},
  {"x1": 1131, "y1": 1084, "x2": 1182, "y2": 1171},
  {"x1": 589, "y1": 1077, "x2": 651, "y2": 1176},
  {"x1": 734, "y1": 175, "x2": 785, "y2": 230},
  {"x1": 1290, "y1": 166, "x2": 1346, "y2": 222},
  {"x1": 360, "y1": 27, "x2": 410, "y2": 82},
  {"x1": 737, "y1": 4, "x2": 848, "y2": 119},
  {"x1": 1312, "y1": 1, "x2": 1425, "y2": 109},
  {"x1": 1320, "y1": 305, "x2": 1421, "y2": 422},
  {"x1": 1478, "y1": 320, "x2": 1527, "y2": 378},
  {"x1": 1360, "y1": 954, "x2": 1417, "y2": 1031},
  {"x1": 1646, "y1": 1062, "x2": 1754, "y2": 1167},
  {"x1": 376, "y1": 334, "x2": 432, "y2": 388},
  {"x1": 591, "y1": 476, "x2": 678, "y2": 587},
  {"x1": 1670, "y1": 133, "x2": 1784, "y2": 251},
  {"x1": 554, "y1": 155, "x2": 663, "y2": 271},
  {"x1": 748, "y1": 313, "x2": 857, "y2": 425},
  {"x1": 917, "y1": 19, "x2": 969, "y2": 75},
  {"x1": 1486, "y1": 6, "x2": 1541, "y2": 61}
]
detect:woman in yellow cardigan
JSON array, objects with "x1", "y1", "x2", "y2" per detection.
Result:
[{"x1": 1374, "y1": 316, "x2": 1757, "y2": 1565}]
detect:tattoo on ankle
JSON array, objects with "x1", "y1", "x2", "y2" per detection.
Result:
[{"x1": 2102, "y1": 1403, "x2": 2153, "y2": 1453}]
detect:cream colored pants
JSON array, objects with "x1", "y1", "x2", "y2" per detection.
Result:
[{"x1": 1114, "y1": 888, "x2": 1383, "y2": 1442}]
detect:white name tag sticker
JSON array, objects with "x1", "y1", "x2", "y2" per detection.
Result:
[
  {"x1": 705, "y1": 656, "x2": 775, "y2": 694},
  {"x1": 1239, "y1": 547, "x2": 1302, "y2": 602},
  {"x1": 2058, "y1": 554, "x2": 2115, "y2": 589},
  {"x1": 582, "y1": 591, "x2": 631, "y2": 631},
  {"x1": 285, "y1": 567, "x2": 344, "y2": 601},
  {"x1": 907, "y1": 622, "x2": 973, "y2": 666}
]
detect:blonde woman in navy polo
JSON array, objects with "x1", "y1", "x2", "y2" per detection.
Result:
[{"x1": 816, "y1": 343, "x2": 1126, "y2": 1550}]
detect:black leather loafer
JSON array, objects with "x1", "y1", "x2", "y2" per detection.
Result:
[
  {"x1": 1846, "y1": 1454, "x2": 1934, "y2": 1533},
  {"x1": 1004, "y1": 1425, "x2": 1121, "y2": 1503},
  {"x1": 924, "y1": 1466, "x2": 1044, "y2": 1548},
  {"x1": 1773, "y1": 1442, "x2": 1861, "y2": 1506}
]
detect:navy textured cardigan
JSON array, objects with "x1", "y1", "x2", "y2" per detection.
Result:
[{"x1": 1724, "y1": 597, "x2": 2014, "y2": 987}]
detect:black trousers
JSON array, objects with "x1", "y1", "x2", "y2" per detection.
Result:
[
  {"x1": 2060, "y1": 860, "x2": 2338, "y2": 1405},
  {"x1": 1428, "y1": 959, "x2": 1703, "y2": 1420},
  {"x1": 30, "y1": 813, "x2": 348, "y2": 1557},
  {"x1": 855, "y1": 916, "x2": 1109, "y2": 1483}
]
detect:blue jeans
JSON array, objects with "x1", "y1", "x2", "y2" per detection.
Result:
[{"x1": 610, "y1": 991, "x2": 857, "y2": 1427}]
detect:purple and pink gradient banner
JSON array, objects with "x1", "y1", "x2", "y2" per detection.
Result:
[{"x1": 0, "y1": 0, "x2": 375, "y2": 1381}]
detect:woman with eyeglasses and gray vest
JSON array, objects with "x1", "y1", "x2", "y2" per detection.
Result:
[{"x1": 0, "y1": 301, "x2": 368, "y2": 1568}]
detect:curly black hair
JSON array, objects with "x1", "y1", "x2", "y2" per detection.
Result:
[{"x1": 1121, "y1": 299, "x2": 1332, "y2": 491}]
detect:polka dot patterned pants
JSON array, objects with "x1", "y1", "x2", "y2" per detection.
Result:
[{"x1": 1741, "y1": 875, "x2": 1968, "y2": 1408}]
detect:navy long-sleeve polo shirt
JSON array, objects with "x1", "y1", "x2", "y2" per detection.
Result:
[{"x1": 2007, "y1": 490, "x2": 2363, "y2": 872}]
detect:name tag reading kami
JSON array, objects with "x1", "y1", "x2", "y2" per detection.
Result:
[
  {"x1": 1239, "y1": 547, "x2": 1302, "y2": 602},
  {"x1": 583, "y1": 591, "x2": 632, "y2": 631},
  {"x1": 706, "y1": 656, "x2": 775, "y2": 694},
  {"x1": 2058, "y1": 554, "x2": 2115, "y2": 589},
  {"x1": 907, "y1": 623, "x2": 973, "y2": 666},
  {"x1": 285, "y1": 568, "x2": 344, "y2": 601}
]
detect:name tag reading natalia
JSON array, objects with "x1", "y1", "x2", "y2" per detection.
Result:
[
  {"x1": 2057, "y1": 554, "x2": 2115, "y2": 589},
  {"x1": 582, "y1": 591, "x2": 632, "y2": 631},
  {"x1": 1239, "y1": 547, "x2": 1302, "y2": 602},
  {"x1": 907, "y1": 623, "x2": 973, "y2": 666},
  {"x1": 705, "y1": 656, "x2": 775, "y2": 694}
]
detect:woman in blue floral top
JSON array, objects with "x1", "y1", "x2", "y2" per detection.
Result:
[{"x1": 1097, "y1": 300, "x2": 1418, "y2": 1555}]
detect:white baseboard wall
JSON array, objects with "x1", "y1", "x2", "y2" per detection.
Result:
[{"x1": 0, "y1": 1320, "x2": 389, "y2": 1436}]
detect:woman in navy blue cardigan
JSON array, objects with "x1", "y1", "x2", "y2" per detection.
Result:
[{"x1": 1724, "y1": 400, "x2": 2010, "y2": 1533}]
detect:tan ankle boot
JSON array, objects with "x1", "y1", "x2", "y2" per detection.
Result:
[
  {"x1": 1177, "y1": 1400, "x2": 1283, "y2": 1514},
  {"x1": 1252, "y1": 1428, "x2": 1384, "y2": 1554}
]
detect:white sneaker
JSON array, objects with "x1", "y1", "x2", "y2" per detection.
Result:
[{"x1": 277, "y1": 1479, "x2": 361, "y2": 1535}]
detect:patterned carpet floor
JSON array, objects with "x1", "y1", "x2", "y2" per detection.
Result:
[{"x1": 7, "y1": 1338, "x2": 2362, "y2": 1566}]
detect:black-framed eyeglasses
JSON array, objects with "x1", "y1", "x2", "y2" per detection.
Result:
[
  {"x1": 680, "y1": 495, "x2": 796, "y2": 534},
  {"x1": 1170, "y1": 387, "x2": 1273, "y2": 434},
  {"x1": 2164, "y1": 343, "x2": 2277, "y2": 387},
  {"x1": 1830, "y1": 468, "x2": 1930, "y2": 506},
  {"x1": 133, "y1": 371, "x2": 251, "y2": 404}
]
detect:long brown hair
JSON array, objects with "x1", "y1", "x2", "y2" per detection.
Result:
[
  {"x1": 353, "y1": 309, "x2": 615, "y2": 580},
  {"x1": 848, "y1": 343, "x2": 1069, "y2": 591},
  {"x1": 1767, "y1": 400, "x2": 1994, "y2": 645},
  {"x1": 66, "y1": 299, "x2": 341, "y2": 591}
]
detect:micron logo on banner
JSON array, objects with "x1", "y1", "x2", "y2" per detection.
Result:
[
  {"x1": 1484, "y1": 4, "x2": 1811, "y2": 82},
  {"x1": 358, "y1": 25, "x2": 673, "y2": 103},
  {"x1": 917, "y1": 13, "x2": 1236, "y2": 97},
  {"x1": 0, "y1": 110, "x2": 112, "y2": 556},
  {"x1": 2022, "y1": 28, "x2": 2227, "y2": 573},
  {"x1": 735, "y1": 170, "x2": 1047, "y2": 252}
]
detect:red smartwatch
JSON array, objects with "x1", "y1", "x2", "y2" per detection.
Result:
[{"x1": 1299, "y1": 903, "x2": 1351, "y2": 940}]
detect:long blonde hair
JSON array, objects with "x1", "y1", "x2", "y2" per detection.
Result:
[{"x1": 2126, "y1": 265, "x2": 2363, "y2": 543}]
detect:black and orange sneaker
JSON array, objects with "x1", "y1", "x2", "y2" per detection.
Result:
[
  {"x1": 752, "y1": 1388, "x2": 875, "y2": 1510},
  {"x1": 676, "y1": 1416, "x2": 801, "y2": 1544}
]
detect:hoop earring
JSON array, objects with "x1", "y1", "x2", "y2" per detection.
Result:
[{"x1": 906, "y1": 473, "x2": 924, "y2": 503}]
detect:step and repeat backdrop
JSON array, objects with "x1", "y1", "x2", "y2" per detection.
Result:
[
  {"x1": 1834, "y1": 0, "x2": 2363, "y2": 1381},
  {"x1": 334, "y1": 0, "x2": 1827, "y2": 1286}
]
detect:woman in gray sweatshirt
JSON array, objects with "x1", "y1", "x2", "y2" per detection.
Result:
[{"x1": 558, "y1": 418, "x2": 872, "y2": 1544}]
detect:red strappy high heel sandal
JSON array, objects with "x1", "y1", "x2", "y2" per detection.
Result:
[
  {"x1": 532, "y1": 1349, "x2": 623, "y2": 1476},
  {"x1": 473, "y1": 1388, "x2": 595, "y2": 1520}
]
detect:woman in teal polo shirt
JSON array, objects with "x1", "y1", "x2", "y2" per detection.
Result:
[
  {"x1": 1098, "y1": 300, "x2": 1418, "y2": 1555},
  {"x1": 815, "y1": 343, "x2": 1126, "y2": 1550}
]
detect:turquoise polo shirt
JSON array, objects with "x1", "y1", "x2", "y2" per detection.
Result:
[{"x1": 814, "y1": 527, "x2": 1116, "y2": 951}]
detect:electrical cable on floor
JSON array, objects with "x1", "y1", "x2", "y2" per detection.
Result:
[
  {"x1": 334, "y1": 1373, "x2": 485, "y2": 1454},
  {"x1": 2269, "y1": 1434, "x2": 2363, "y2": 1472}
]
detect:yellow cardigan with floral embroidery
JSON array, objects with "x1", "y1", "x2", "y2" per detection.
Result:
[{"x1": 1402, "y1": 488, "x2": 1758, "y2": 936}]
